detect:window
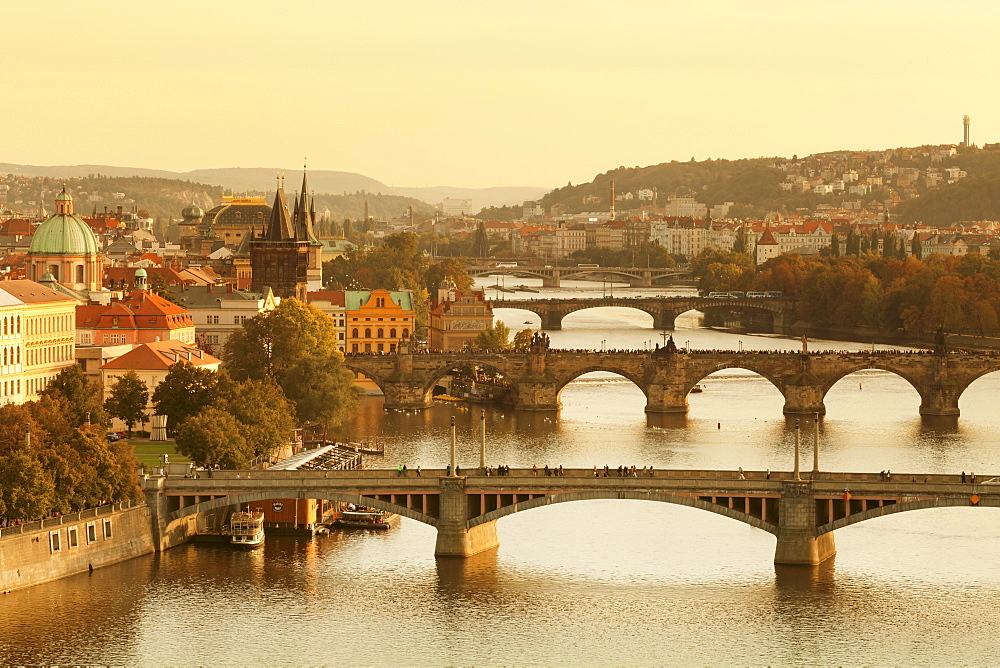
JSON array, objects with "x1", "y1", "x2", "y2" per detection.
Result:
[
  {"x1": 234, "y1": 316, "x2": 246, "y2": 325},
  {"x1": 207, "y1": 315, "x2": 219, "y2": 324},
  {"x1": 49, "y1": 530, "x2": 61, "y2": 553},
  {"x1": 351, "y1": 343, "x2": 358, "y2": 353},
  {"x1": 103, "y1": 519, "x2": 113, "y2": 539},
  {"x1": 377, "y1": 328, "x2": 384, "y2": 339},
  {"x1": 364, "y1": 343, "x2": 371, "y2": 352},
  {"x1": 352, "y1": 328, "x2": 359, "y2": 338},
  {"x1": 86, "y1": 522, "x2": 97, "y2": 544},
  {"x1": 377, "y1": 343, "x2": 384, "y2": 352},
  {"x1": 376, "y1": 297, "x2": 385, "y2": 308},
  {"x1": 206, "y1": 335, "x2": 219, "y2": 345},
  {"x1": 338, "y1": 333, "x2": 344, "y2": 340},
  {"x1": 68, "y1": 526, "x2": 79, "y2": 549},
  {"x1": 402, "y1": 328, "x2": 409, "y2": 339},
  {"x1": 364, "y1": 328, "x2": 371, "y2": 338}
]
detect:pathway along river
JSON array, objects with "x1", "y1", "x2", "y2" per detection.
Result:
[{"x1": 5, "y1": 279, "x2": 1000, "y2": 665}]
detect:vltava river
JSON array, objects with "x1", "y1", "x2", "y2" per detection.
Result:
[{"x1": 4, "y1": 279, "x2": 1000, "y2": 665}]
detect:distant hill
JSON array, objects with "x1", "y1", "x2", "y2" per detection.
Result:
[
  {"x1": 0, "y1": 162, "x2": 546, "y2": 211},
  {"x1": 391, "y1": 185, "x2": 551, "y2": 212},
  {"x1": 893, "y1": 175, "x2": 1000, "y2": 226}
]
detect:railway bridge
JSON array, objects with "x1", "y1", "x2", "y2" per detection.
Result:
[
  {"x1": 343, "y1": 349, "x2": 1000, "y2": 417},
  {"x1": 494, "y1": 296, "x2": 795, "y2": 332},
  {"x1": 145, "y1": 468, "x2": 1000, "y2": 565}
]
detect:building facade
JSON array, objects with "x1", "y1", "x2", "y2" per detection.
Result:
[
  {"x1": 428, "y1": 282, "x2": 493, "y2": 351},
  {"x1": 345, "y1": 289, "x2": 414, "y2": 354}
]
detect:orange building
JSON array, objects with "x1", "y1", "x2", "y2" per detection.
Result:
[
  {"x1": 76, "y1": 269, "x2": 195, "y2": 346},
  {"x1": 428, "y1": 281, "x2": 493, "y2": 351},
  {"x1": 345, "y1": 289, "x2": 415, "y2": 354}
]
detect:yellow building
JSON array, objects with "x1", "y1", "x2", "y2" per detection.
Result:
[
  {"x1": 345, "y1": 289, "x2": 415, "y2": 354},
  {"x1": 0, "y1": 280, "x2": 79, "y2": 400}
]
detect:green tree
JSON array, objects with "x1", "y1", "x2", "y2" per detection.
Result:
[
  {"x1": 475, "y1": 320, "x2": 511, "y2": 352},
  {"x1": 911, "y1": 234, "x2": 923, "y2": 259},
  {"x1": 830, "y1": 234, "x2": 840, "y2": 257},
  {"x1": 512, "y1": 328, "x2": 534, "y2": 351},
  {"x1": 215, "y1": 378, "x2": 296, "y2": 460},
  {"x1": 152, "y1": 363, "x2": 222, "y2": 435},
  {"x1": 0, "y1": 448, "x2": 54, "y2": 522},
  {"x1": 223, "y1": 299, "x2": 360, "y2": 430},
  {"x1": 104, "y1": 370, "x2": 149, "y2": 436},
  {"x1": 175, "y1": 408, "x2": 251, "y2": 469},
  {"x1": 732, "y1": 225, "x2": 753, "y2": 255},
  {"x1": 41, "y1": 365, "x2": 108, "y2": 427},
  {"x1": 471, "y1": 221, "x2": 490, "y2": 258}
]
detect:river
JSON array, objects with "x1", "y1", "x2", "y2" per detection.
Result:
[{"x1": 4, "y1": 278, "x2": 1000, "y2": 665}]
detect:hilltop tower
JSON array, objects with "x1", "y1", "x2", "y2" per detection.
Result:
[
  {"x1": 610, "y1": 180, "x2": 616, "y2": 220},
  {"x1": 963, "y1": 115, "x2": 971, "y2": 146}
]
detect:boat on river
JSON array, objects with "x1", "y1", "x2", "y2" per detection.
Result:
[
  {"x1": 229, "y1": 510, "x2": 265, "y2": 547},
  {"x1": 332, "y1": 505, "x2": 393, "y2": 530}
]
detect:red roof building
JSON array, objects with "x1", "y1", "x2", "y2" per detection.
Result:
[{"x1": 76, "y1": 279, "x2": 196, "y2": 347}]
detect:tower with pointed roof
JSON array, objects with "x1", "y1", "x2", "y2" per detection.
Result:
[{"x1": 249, "y1": 168, "x2": 324, "y2": 300}]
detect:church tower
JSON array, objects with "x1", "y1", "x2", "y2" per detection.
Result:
[
  {"x1": 249, "y1": 168, "x2": 324, "y2": 300},
  {"x1": 27, "y1": 186, "x2": 104, "y2": 292}
]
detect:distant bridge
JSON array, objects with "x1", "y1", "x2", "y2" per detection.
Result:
[
  {"x1": 493, "y1": 296, "x2": 796, "y2": 331},
  {"x1": 146, "y1": 467, "x2": 1000, "y2": 565},
  {"x1": 343, "y1": 349, "x2": 999, "y2": 417},
  {"x1": 467, "y1": 265, "x2": 690, "y2": 288}
]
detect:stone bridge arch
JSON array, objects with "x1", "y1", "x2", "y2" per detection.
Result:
[
  {"x1": 340, "y1": 360, "x2": 390, "y2": 394},
  {"x1": 951, "y1": 364, "x2": 1000, "y2": 399},
  {"x1": 553, "y1": 364, "x2": 650, "y2": 402},
  {"x1": 684, "y1": 361, "x2": 788, "y2": 397},
  {"x1": 820, "y1": 362, "x2": 928, "y2": 399},
  {"x1": 466, "y1": 490, "x2": 778, "y2": 534},
  {"x1": 167, "y1": 490, "x2": 439, "y2": 529},
  {"x1": 420, "y1": 359, "x2": 519, "y2": 404},
  {"x1": 816, "y1": 497, "x2": 995, "y2": 535}
]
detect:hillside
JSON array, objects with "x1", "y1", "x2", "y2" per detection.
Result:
[{"x1": 0, "y1": 162, "x2": 545, "y2": 211}]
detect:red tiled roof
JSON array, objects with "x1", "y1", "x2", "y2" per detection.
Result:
[
  {"x1": 307, "y1": 291, "x2": 345, "y2": 306},
  {"x1": 101, "y1": 340, "x2": 220, "y2": 371}
]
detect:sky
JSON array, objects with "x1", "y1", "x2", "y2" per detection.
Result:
[{"x1": 4, "y1": 0, "x2": 997, "y2": 189}]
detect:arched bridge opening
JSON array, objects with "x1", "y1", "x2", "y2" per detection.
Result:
[
  {"x1": 423, "y1": 361, "x2": 518, "y2": 406},
  {"x1": 815, "y1": 495, "x2": 1000, "y2": 535},
  {"x1": 166, "y1": 490, "x2": 442, "y2": 530},
  {"x1": 466, "y1": 490, "x2": 779, "y2": 535}
]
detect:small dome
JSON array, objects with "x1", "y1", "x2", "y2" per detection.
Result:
[
  {"x1": 135, "y1": 267, "x2": 148, "y2": 278},
  {"x1": 40, "y1": 271, "x2": 58, "y2": 283},
  {"x1": 182, "y1": 202, "x2": 204, "y2": 220},
  {"x1": 29, "y1": 212, "x2": 100, "y2": 256},
  {"x1": 55, "y1": 186, "x2": 72, "y2": 202}
]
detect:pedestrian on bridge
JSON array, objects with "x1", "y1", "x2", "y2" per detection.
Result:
[
  {"x1": 397, "y1": 464, "x2": 404, "y2": 477},
  {"x1": 532, "y1": 464, "x2": 538, "y2": 476}
]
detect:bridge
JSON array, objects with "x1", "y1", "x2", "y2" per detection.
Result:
[
  {"x1": 343, "y1": 349, "x2": 1000, "y2": 417},
  {"x1": 144, "y1": 467, "x2": 1000, "y2": 565},
  {"x1": 468, "y1": 265, "x2": 689, "y2": 288},
  {"x1": 494, "y1": 296, "x2": 796, "y2": 332}
]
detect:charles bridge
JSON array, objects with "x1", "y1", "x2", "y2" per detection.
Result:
[
  {"x1": 145, "y1": 467, "x2": 1000, "y2": 565},
  {"x1": 343, "y1": 348, "x2": 1000, "y2": 417},
  {"x1": 494, "y1": 296, "x2": 795, "y2": 332},
  {"x1": 467, "y1": 265, "x2": 689, "y2": 288}
]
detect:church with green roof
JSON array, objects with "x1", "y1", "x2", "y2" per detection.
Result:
[{"x1": 27, "y1": 186, "x2": 104, "y2": 293}]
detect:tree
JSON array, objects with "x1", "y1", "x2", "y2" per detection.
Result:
[
  {"x1": 512, "y1": 328, "x2": 534, "y2": 351},
  {"x1": 104, "y1": 370, "x2": 149, "y2": 435},
  {"x1": 425, "y1": 257, "x2": 474, "y2": 294},
  {"x1": 471, "y1": 221, "x2": 490, "y2": 258},
  {"x1": 152, "y1": 363, "x2": 222, "y2": 435},
  {"x1": 215, "y1": 378, "x2": 296, "y2": 460},
  {"x1": 732, "y1": 225, "x2": 753, "y2": 256},
  {"x1": 830, "y1": 234, "x2": 840, "y2": 257},
  {"x1": 911, "y1": 234, "x2": 923, "y2": 259},
  {"x1": 41, "y1": 365, "x2": 108, "y2": 428},
  {"x1": 0, "y1": 448, "x2": 54, "y2": 522},
  {"x1": 223, "y1": 299, "x2": 359, "y2": 430},
  {"x1": 845, "y1": 228, "x2": 860, "y2": 256},
  {"x1": 175, "y1": 408, "x2": 251, "y2": 469},
  {"x1": 475, "y1": 320, "x2": 511, "y2": 352}
]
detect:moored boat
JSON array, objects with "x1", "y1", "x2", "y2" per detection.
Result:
[
  {"x1": 229, "y1": 510, "x2": 265, "y2": 547},
  {"x1": 332, "y1": 505, "x2": 393, "y2": 530}
]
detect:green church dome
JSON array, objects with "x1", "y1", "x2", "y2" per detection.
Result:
[{"x1": 29, "y1": 212, "x2": 101, "y2": 256}]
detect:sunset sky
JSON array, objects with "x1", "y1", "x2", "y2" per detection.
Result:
[{"x1": 5, "y1": 1, "x2": 996, "y2": 188}]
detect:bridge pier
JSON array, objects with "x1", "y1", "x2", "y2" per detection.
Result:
[
  {"x1": 514, "y1": 380, "x2": 561, "y2": 411},
  {"x1": 541, "y1": 275, "x2": 560, "y2": 288},
  {"x1": 918, "y1": 385, "x2": 961, "y2": 417},
  {"x1": 644, "y1": 383, "x2": 689, "y2": 413},
  {"x1": 434, "y1": 478, "x2": 499, "y2": 557},
  {"x1": 782, "y1": 376, "x2": 826, "y2": 416},
  {"x1": 651, "y1": 311, "x2": 676, "y2": 331},
  {"x1": 774, "y1": 481, "x2": 836, "y2": 565},
  {"x1": 629, "y1": 275, "x2": 652, "y2": 288},
  {"x1": 540, "y1": 311, "x2": 563, "y2": 330},
  {"x1": 382, "y1": 382, "x2": 433, "y2": 411}
]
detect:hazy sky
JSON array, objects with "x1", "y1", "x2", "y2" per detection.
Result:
[{"x1": 5, "y1": 1, "x2": 996, "y2": 188}]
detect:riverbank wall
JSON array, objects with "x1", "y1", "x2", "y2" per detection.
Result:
[
  {"x1": 0, "y1": 501, "x2": 154, "y2": 593},
  {"x1": 789, "y1": 323, "x2": 1000, "y2": 352}
]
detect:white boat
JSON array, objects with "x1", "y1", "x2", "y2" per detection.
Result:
[
  {"x1": 229, "y1": 510, "x2": 265, "y2": 547},
  {"x1": 332, "y1": 505, "x2": 393, "y2": 530}
]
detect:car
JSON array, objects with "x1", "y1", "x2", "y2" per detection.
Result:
[
  {"x1": 980, "y1": 477, "x2": 1000, "y2": 484},
  {"x1": 106, "y1": 432, "x2": 120, "y2": 442}
]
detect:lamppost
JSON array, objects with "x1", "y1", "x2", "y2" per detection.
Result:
[
  {"x1": 812, "y1": 412, "x2": 820, "y2": 474},
  {"x1": 793, "y1": 419, "x2": 801, "y2": 480},
  {"x1": 479, "y1": 409, "x2": 487, "y2": 470},
  {"x1": 738, "y1": 340, "x2": 743, "y2": 352},
  {"x1": 450, "y1": 416, "x2": 457, "y2": 476}
]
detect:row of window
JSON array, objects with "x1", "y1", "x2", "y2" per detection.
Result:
[
  {"x1": 49, "y1": 519, "x2": 113, "y2": 553},
  {"x1": 205, "y1": 315, "x2": 250, "y2": 325},
  {"x1": 26, "y1": 314, "x2": 73, "y2": 336},
  {"x1": 350, "y1": 328, "x2": 409, "y2": 340},
  {"x1": 27, "y1": 344, "x2": 73, "y2": 366},
  {"x1": 27, "y1": 373, "x2": 57, "y2": 397},
  {"x1": 0, "y1": 314, "x2": 21, "y2": 336}
]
